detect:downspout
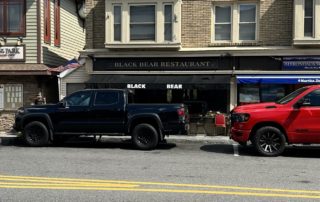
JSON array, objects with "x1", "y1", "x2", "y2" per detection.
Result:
[{"x1": 37, "y1": 0, "x2": 41, "y2": 64}]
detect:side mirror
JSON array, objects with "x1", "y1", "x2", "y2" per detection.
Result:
[
  {"x1": 294, "y1": 98, "x2": 311, "y2": 109},
  {"x1": 58, "y1": 99, "x2": 66, "y2": 108}
]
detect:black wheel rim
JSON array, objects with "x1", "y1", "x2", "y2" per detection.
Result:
[
  {"x1": 137, "y1": 129, "x2": 153, "y2": 145},
  {"x1": 26, "y1": 126, "x2": 43, "y2": 144},
  {"x1": 259, "y1": 131, "x2": 282, "y2": 153}
]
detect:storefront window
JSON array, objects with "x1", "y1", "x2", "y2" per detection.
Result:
[
  {"x1": 239, "y1": 85, "x2": 260, "y2": 104},
  {"x1": 2, "y1": 84, "x2": 23, "y2": 110},
  {"x1": 261, "y1": 85, "x2": 285, "y2": 102}
]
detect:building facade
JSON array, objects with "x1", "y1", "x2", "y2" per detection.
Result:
[
  {"x1": 0, "y1": 0, "x2": 85, "y2": 131},
  {"x1": 63, "y1": 0, "x2": 320, "y2": 134}
]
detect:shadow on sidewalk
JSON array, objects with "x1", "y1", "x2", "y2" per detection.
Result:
[{"x1": 0, "y1": 136, "x2": 176, "y2": 151}]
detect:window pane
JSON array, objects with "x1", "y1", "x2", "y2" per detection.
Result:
[
  {"x1": 8, "y1": 3, "x2": 23, "y2": 32},
  {"x1": 130, "y1": 5, "x2": 155, "y2": 23},
  {"x1": 95, "y1": 92, "x2": 119, "y2": 105},
  {"x1": 0, "y1": 3, "x2": 3, "y2": 32},
  {"x1": 130, "y1": 5, "x2": 155, "y2": 40},
  {"x1": 239, "y1": 23, "x2": 255, "y2": 40},
  {"x1": 67, "y1": 91, "x2": 91, "y2": 106},
  {"x1": 215, "y1": 6, "x2": 231, "y2": 23},
  {"x1": 215, "y1": 24, "x2": 231, "y2": 40},
  {"x1": 130, "y1": 24, "x2": 155, "y2": 40},
  {"x1": 305, "y1": 0, "x2": 313, "y2": 17},
  {"x1": 114, "y1": 5, "x2": 121, "y2": 41},
  {"x1": 165, "y1": 23, "x2": 172, "y2": 41},
  {"x1": 304, "y1": 90, "x2": 320, "y2": 106},
  {"x1": 164, "y1": 5, "x2": 172, "y2": 41},
  {"x1": 165, "y1": 5, "x2": 172, "y2": 23},
  {"x1": 240, "y1": 5, "x2": 256, "y2": 22},
  {"x1": 304, "y1": 18, "x2": 313, "y2": 36}
]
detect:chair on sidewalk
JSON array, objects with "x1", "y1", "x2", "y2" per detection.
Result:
[{"x1": 214, "y1": 113, "x2": 226, "y2": 136}]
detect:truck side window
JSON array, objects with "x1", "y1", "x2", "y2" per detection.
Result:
[
  {"x1": 66, "y1": 91, "x2": 91, "y2": 106},
  {"x1": 303, "y1": 89, "x2": 320, "y2": 107},
  {"x1": 94, "y1": 91, "x2": 119, "y2": 105}
]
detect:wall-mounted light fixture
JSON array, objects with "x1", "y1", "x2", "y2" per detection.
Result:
[
  {"x1": 17, "y1": 36, "x2": 23, "y2": 45},
  {"x1": 0, "y1": 36, "x2": 7, "y2": 46}
]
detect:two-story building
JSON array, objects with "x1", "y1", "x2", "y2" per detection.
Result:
[
  {"x1": 61, "y1": 0, "x2": 320, "y2": 134},
  {"x1": 0, "y1": 0, "x2": 85, "y2": 130}
]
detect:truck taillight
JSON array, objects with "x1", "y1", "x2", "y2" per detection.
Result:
[
  {"x1": 177, "y1": 107, "x2": 186, "y2": 122},
  {"x1": 177, "y1": 108, "x2": 185, "y2": 117}
]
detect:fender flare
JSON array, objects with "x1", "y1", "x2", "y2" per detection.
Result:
[
  {"x1": 21, "y1": 113, "x2": 54, "y2": 140},
  {"x1": 127, "y1": 113, "x2": 164, "y2": 139}
]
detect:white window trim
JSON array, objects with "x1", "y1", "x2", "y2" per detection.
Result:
[
  {"x1": 293, "y1": 0, "x2": 320, "y2": 45},
  {"x1": 105, "y1": 0, "x2": 181, "y2": 48},
  {"x1": 212, "y1": 4, "x2": 233, "y2": 43},
  {"x1": 238, "y1": 3, "x2": 258, "y2": 43},
  {"x1": 303, "y1": 0, "x2": 315, "y2": 38},
  {"x1": 211, "y1": 2, "x2": 259, "y2": 44}
]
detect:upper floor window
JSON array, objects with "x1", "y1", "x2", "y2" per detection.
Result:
[
  {"x1": 130, "y1": 5, "x2": 155, "y2": 41},
  {"x1": 0, "y1": 0, "x2": 25, "y2": 36},
  {"x1": 44, "y1": 0, "x2": 51, "y2": 44},
  {"x1": 304, "y1": 0, "x2": 314, "y2": 37},
  {"x1": 213, "y1": 3, "x2": 258, "y2": 43},
  {"x1": 105, "y1": 0, "x2": 181, "y2": 47}
]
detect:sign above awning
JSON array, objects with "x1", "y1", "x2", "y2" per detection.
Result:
[
  {"x1": 237, "y1": 75, "x2": 320, "y2": 84},
  {"x1": 283, "y1": 57, "x2": 320, "y2": 70}
]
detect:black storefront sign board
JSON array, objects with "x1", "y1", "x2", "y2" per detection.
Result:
[{"x1": 93, "y1": 57, "x2": 233, "y2": 71}]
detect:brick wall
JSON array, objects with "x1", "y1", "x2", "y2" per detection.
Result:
[{"x1": 86, "y1": 0, "x2": 293, "y2": 48}]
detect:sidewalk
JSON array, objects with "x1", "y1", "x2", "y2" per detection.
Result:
[{"x1": 0, "y1": 131, "x2": 232, "y2": 144}]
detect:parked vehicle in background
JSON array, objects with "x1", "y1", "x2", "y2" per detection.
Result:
[
  {"x1": 230, "y1": 85, "x2": 320, "y2": 156},
  {"x1": 13, "y1": 89, "x2": 189, "y2": 150}
]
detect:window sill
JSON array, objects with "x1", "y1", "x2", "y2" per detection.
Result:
[
  {"x1": 293, "y1": 39, "x2": 320, "y2": 46},
  {"x1": 105, "y1": 42, "x2": 181, "y2": 49},
  {"x1": 209, "y1": 42, "x2": 260, "y2": 47}
]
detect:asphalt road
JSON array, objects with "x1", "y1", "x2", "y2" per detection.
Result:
[{"x1": 0, "y1": 136, "x2": 320, "y2": 202}]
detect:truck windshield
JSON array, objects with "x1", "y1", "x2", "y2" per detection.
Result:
[{"x1": 275, "y1": 87, "x2": 308, "y2": 104}]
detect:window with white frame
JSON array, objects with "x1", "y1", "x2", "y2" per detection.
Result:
[
  {"x1": 304, "y1": 0, "x2": 314, "y2": 37},
  {"x1": 0, "y1": 84, "x2": 23, "y2": 110},
  {"x1": 130, "y1": 5, "x2": 156, "y2": 41},
  {"x1": 213, "y1": 3, "x2": 258, "y2": 42},
  {"x1": 239, "y1": 4, "x2": 256, "y2": 40},
  {"x1": 106, "y1": 0, "x2": 181, "y2": 46},
  {"x1": 164, "y1": 4, "x2": 173, "y2": 41},
  {"x1": 214, "y1": 5, "x2": 232, "y2": 41}
]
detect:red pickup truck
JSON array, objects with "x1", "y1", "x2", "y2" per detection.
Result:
[{"x1": 230, "y1": 85, "x2": 320, "y2": 156}]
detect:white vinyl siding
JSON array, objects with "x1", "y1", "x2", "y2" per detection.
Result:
[{"x1": 41, "y1": 0, "x2": 85, "y2": 66}]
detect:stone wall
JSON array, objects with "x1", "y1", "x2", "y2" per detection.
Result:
[{"x1": 0, "y1": 112, "x2": 15, "y2": 132}]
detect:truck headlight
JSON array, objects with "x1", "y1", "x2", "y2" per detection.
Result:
[
  {"x1": 16, "y1": 108, "x2": 24, "y2": 116},
  {"x1": 232, "y1": 113, "x2": 250, "y2": 123}
]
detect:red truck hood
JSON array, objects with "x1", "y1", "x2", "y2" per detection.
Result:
[{"x1": 234, "y1": 102, "x2": 278, "y2": 112}]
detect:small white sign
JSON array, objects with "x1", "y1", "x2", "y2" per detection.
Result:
[
  {"x1": 0, "y1": 46, "x2": 24, "y2": 60},
  {"x1": 127, "y1": 84, "x2": 146, "y2": 89}
]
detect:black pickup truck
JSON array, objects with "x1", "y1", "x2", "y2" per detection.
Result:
[{"x1": 13, "y1": 89, "x2": 189, "y2": 150}]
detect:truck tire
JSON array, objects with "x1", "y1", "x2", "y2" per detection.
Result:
[
  {"x1": 252, "y1": 126, "x2": 286, "y2": 157},
  {"x1": 23, "y1": 121, "x2": 49, "y2": 147},
  {"x1": 132, "y1": 123, "x2": 159, "y2": 150}
]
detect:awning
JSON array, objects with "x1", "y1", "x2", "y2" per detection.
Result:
[
  {"x1": 86, "y1": 75, "x2": 230, "y2": 89},
  {"x1": 237, "y1": 75, "x2": 320, "y2": 84}
]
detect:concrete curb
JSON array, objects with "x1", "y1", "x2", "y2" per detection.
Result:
[{"x1": 0, "y1": 131, "x2": 232, "y2": 144}]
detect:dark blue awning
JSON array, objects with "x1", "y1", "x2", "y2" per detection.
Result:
[{"x1": 237, "y1": 75, "x2": 320, "y2": 84}]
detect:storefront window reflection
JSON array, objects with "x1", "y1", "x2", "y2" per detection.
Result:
[
  {"x1": 239, "y1": 85, "x2": 260, "y2": 104},
  {"x1": 261, "y1": 84, "x2": 285, "y2": 102}
]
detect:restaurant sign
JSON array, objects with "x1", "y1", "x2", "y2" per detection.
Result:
[
  {"x1": 93, "y1": 57, "x2": 233, "y2": 71},
  {"x1": 283, "y1": 57, "x2": 320, "y2": 70},
  {"x1": 0, "y1": 46, "x2": 25, "y2": 61}
]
